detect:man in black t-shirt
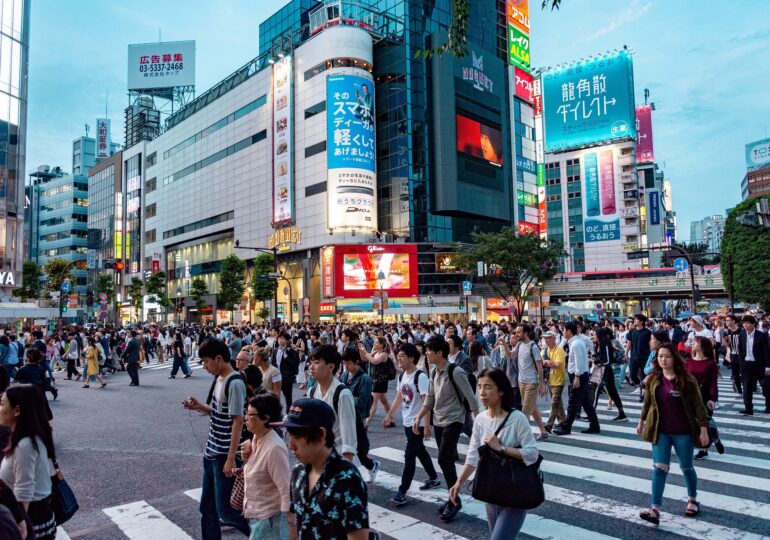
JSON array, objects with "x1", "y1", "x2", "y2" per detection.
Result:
[
  {"x1": 725, "y1": 314, "x2": 745, "y2": 395},
  {"x1": 626, "y1": 314, "x2": 652, "y2": 389}
]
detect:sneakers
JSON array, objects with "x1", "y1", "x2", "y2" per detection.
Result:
[
  {"x1": 419, "y1": 478, "x2": 441, "y2": 491},
  {"x1": 694, "y1": 450, "x2": 709, "y2": 460},
  {"x1": 368, "y1": 460, "x2": 380, "y2": 484},
  {"x1": 715, "y1": 440, "x2": 725, "y2": 454},
  {"x1": 738, "y1": 409, "x2": 754, "y2": 416},
  {"x1": 536, "y1": 432, "x2": 549, "y2": 441},
  {"x1": 611, "y1": 415, "x2": 628, "y2": 422},
  {"x1": 552, "y1": 426, "x2": 571, "y2": 436},
  {"x1": 391, "y1": 491, "x2": 407, "y2": 506}
]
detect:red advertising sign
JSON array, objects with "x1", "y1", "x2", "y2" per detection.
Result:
[
  {"x1": 635, "y1": 105, "x2": 654, "y2": 163},
  {"x1": 151, "y1": 260, "x2": 160, "y2": 274},
  {"x1": 518, "y1": 221, "x2": 539, "y2": 235},
  {"x1": 319, "y1": 303, "x2": 336, "y2": 314},
  {"x1": 514, "y1": 67, "x2": 533, "y2": 103},
  {"x1": 321, "y1": 246, "x2": 335, "y2": 298},
  {"x1": 334, "y1": 244, "x2": 419, "y2": 299},
  {"x1": 456, "y1": 114, "x2": 503, "y2": 166}
]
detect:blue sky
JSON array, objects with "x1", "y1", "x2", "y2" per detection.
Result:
[{"x1": 27, "y1": 1, "x2": 770, "y2": 238}]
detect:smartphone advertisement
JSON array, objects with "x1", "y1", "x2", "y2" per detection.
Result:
[{"x1": 583, "y1": 145, "x2": 621, "y2": 243}]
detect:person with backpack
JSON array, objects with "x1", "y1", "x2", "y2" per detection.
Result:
[
  {"x1": 6, "y1": 336, "x2": 23, "y2": 380},
  {"x1": 447, "y1": 334, "x2": 476, "y2": 437},
  {"x1": 414, "y1": 335, "x2": 478, "y2": 522},
  {"x1": 340, "y1": 348, "x2": 380, "y2": 482},
  {"x1": 64, "y1": 333, "x2": 81, "y2": 381},
  {"x1": 384, "y1": 343, "x2": 440, "y2": 506},
  {"x1": 508, "y1": 324, "x2": 549, "y2": 441}
]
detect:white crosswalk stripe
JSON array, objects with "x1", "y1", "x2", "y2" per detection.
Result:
[{"x1": 103, "y1": 500, "x2": 194, "y2": 539}]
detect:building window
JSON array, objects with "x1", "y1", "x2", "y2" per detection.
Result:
[
  {"x1": 303, "y1": 58, "x2": 372, "y2": 81},
  {"x1": 162, "y1": 211, "x2": 235, "y2": 240},
  {"x1": 305, "y1": 181, "x2": 327, "y2": 197},
  {"x1": 145, "y1": 177, "x2": 157, "y2": 193},
  {"x1": 305, "y1": 140, "x2": 326, "y2": 158},
  {"x1": 304, "y1": 101, "x2": 326, "y2": 119},
  {"x1": 146, "y1": 152, "x2": 157, "y2": 167},
  {"x1": 145, "y1": 229, "x2": 156, "y2": 243},
  {"x1": 145, "y1": 203, "x2": 156, "y2": 218}
]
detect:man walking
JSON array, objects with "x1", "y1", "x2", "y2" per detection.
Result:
[
  {"x1": 553, "y1": 322, "x2": 601, "y2": 435},
  {"x1": 510, "y1": 324, "x2": 548, "y2": 440},
  {"x1": 738, "y1": 315, "x2": 770, "y2": 415},
  {"x1": 626, "y1": 314, "x2": 652, "y2": 392},
  {"x1": 123, "y1": 330, "x2": 141, "y2": 386},
  {"x1": 541, "y1": 331, "x2": 566, "y2": 433},
  {"x1": 726, "y1": 314, "x2": 744, "y2": 395},
  {"x1": 272, "y1": 332, "x2": 300, "y2": 408}
]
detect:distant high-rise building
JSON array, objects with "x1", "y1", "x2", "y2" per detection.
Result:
[
  {"x1": 743, "y1": 138, "x2": 770, "y2": 200},
  {"x1": 689, "y1": 215, "x2": 724, "y2": 253}
]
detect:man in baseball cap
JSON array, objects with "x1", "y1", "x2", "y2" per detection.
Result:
[{"x1": 276, "y1": 398, "x2": 370, "y2": 539}]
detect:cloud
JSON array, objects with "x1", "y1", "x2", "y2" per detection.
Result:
[{"x1": 587, "y1": 0, "x2": 652, "y2": 40}]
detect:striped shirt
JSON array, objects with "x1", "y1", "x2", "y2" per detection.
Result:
[{"x1": 205, "y1": 372, "x2": 246, "y2": 458}]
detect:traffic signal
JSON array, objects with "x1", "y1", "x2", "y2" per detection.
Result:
[
  {"x1": 293, "y1": 302, "x2": 298, "y2": 312},
  {"x1": 104, "y1": 259, "x2": 126, "y2": 271},
  {"x1": 61, "y1": 305, "x2": 68, "y2": 313},
  {"x1": 459, "y1": 301, "x2": 465, "y2": 310},
  {"x1": 115, "y1": 261, "x2": 125, "y2": 271}
]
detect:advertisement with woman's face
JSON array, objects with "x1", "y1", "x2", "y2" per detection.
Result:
[{"x1": 456, "y1": 114, "x2": 503, "y2": 167}]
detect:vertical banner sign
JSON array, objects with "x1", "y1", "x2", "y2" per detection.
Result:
[
  {"x1": 272, "y1": 56, "x2": 293, "y2": 225},
  {"x1": 96, "y1": 118, "x2": 111, "y2": 160},
  {"x1": 533, "y1": 77, "x2": 547, "y2": 238},
  {"x1": 507, "y1": 25, "x2": 531, "y2": 72},
  {"x1": 635, "y1": 105, "x2": 654, "y2": 163},
  {"x1": 600, "y1": 149, "x2": 617, "y2": 215},
  {"x1": 583, "y1": 148, "x2": 621, "y2": 243},
  {"x1": 584, "y1": 152, "x2": 600, "y2": 216},
  {"x1": 321, "y1": 246, "x2": 336, "y2": 298},
  {"x1": 648, "y1": 191, "x2": 660, "y2": 225},
  {"x1": 326, "y1": 73, "x2": 377, "y2": 231},
  {"x1": 507, "y1": 0, "x2": 530, "y2": 33}
]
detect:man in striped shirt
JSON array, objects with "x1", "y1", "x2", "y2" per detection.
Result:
[{"x1": 184, "y1": 339, "x2": 250, "y2": 539}]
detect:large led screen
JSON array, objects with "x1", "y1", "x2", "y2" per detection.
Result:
[
  {"x1": 334, "y1": 244, "x2": 418, "y2": 299},
  {"x1": 456, "y1": 114, "x2": 503, "y2": 167}
]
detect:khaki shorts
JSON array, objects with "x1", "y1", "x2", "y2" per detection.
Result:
[{"x1": 520, "y1": 382, "x2": 540, "y2": 416}]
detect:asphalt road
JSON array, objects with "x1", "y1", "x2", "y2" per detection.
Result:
[{"x1": 52, "y1": 360, "x2": 770, "y2": 540}]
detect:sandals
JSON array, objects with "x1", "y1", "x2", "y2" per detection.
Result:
[
  {"x1": 639, "y1": 507, "x2": 660, "y2": 525},
  {"x1": 685, "y1": 501, "x2": 700, "y2": 517}
]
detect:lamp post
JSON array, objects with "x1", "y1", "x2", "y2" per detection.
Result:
[
  {"x1": 176, "y1": 288, "x2": 182, "y2": 325},
  {"x1": 234, "y1": 240, "x2": 279, "y2": 326},
  {"x1": 377, "y1": 270, "x2": 385, "y2": 325},
  {"x1": 428, "y1": 295, "x2": 434, "y2": 323},
  {"x1": 537, "y1": 282, "x2": 544, "y2": 323}
]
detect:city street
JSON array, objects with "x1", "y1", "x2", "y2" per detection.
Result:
[{"x1": 52, "y1": 360, "x2": 770, "y2": 540}]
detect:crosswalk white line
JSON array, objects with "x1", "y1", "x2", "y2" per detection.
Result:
[
  {"x1": 103, "y1": 500, "x2": 194, "y2": 540},
  {"x1": 369, "y1": 502, "x2": 469, "y2": 540},
  {"x1": 591, "y1": 409, "x2": 768, "y2": 439},
  {"x1": 601, "y1": 400, "x2": 770, "y2": 429},
  {"x1": 371, "y1": 446, "x2": 765, "y2": 540},
  {"x1": 374, "y1": 469, "x2": 621, "y2": 540},
  {"x1": 56, "y1": 527, "x2": 72, "y2": 540}
]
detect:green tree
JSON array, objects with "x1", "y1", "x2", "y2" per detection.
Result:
[
  {"x1": 146, "y1": 271, "x2": 170, "y2": 308},
  {"x1": 257, "y1": 307, "x2": 271, "y2": 322},
  {"x1": 42, "y1": 258, "x2": 75, "y2": 297},
  {"x1": 189, "y1": 277, "x2": 209, "y2": 310},
  {"x1": 95, "y1": 274, "x2": 115, "y2": 303},
  {"x1": 128, "y1": 277, "x2": 144, "y2": 313},
  {"x1": 20, "y1": 261, "x2": 42, "y2": 301},
  {"x1": 250, "y1": 253, "x2": 276, "y2": 303},
  {"x1": 218, "y1": 255, "x2": 246, "y2": 319},
  {"x1": 721, "y1": 195, "x2": 770, "y2": 310},
  {"x1": 662, "y1": 242, "x2": 720, "y2": 267},
  {"x1": 456, "y1": 227, "x2": 565, "y2": 320}
]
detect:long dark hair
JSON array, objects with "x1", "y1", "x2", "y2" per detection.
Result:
[
  {"x1": 652, "y1": 342, "x2": 694, "y2": 394},
  {"x1": 477, "y1": 368, "x2": 517, "y2": 412},
  {"x1": 3, "y1": 385, "x2": 56, "y2": 461},
  {"x1": 469, "y1": 340, "x2": 484, "y2": 372},
  {"x1": 694, "y1": 336, "x2": 717, "y2": 364}
]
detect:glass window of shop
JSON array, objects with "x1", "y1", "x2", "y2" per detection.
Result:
[
  {"x1": 166, "y1": 237, "x2": 234, "y2": 295},
  {"x1": 125, "y1": 154, "x2": 142, "y2": 273}
]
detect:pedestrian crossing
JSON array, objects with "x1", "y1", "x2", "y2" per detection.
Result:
[{"x1": 57, "y1": 378, "x2": 770, "y2": 539}]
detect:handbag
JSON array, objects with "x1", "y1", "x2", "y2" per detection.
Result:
[
  {"x1": 471, "y1": 411, "x2": 546, "y2": 509},
  {"x1": 590, "y1": 364, "x2": 605, "y2": 386},
  {"x1": 230, "y1": 468, "x2": 244, "y2": 511},
  {"x1": 50, "y1": 469, "x2": 79, "y2": 525},
  {"x1": 384, "y1": 357, "x2": 397, "y2": 381}
]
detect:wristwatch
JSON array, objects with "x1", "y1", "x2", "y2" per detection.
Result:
[{"x1": 499, "y1": 446, "x2": 507, "y2": 455}]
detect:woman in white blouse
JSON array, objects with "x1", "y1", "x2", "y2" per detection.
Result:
[{"x1": 449, "y1": 368, "x2": 539, "y2": 539}]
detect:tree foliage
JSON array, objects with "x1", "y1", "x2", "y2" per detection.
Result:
[
  {"x1": 128, "y1": 277, "x2": 145, "y2": 312},
  {"x1": 257, "y1": 307, "x2": 271, "y2": 322},
  {"x1": 20, "y1": 261, "x2": 41, "y2": 301},
  {"x1": 218, "y1": 255, "x2": 246, "y2": 315},
  {"x1": 95, "y1": 274, "x2": 115, "y2": 304},
  {"x1": 721, "y1": 195, "x2": 770, "y2": 310},
  {"x1": 661, "y1": 242, "x2": 719, "y2": 267},
  {"x1": 189, "y1": 277, "x2": 209, "y2": 310},
  {"x1": 42, "y1": 258, "x2": 75, "y2": 296},
  {"x1": 146, "y1": 271, "x2": 170, "y2": 308},
  {"x1": 455, "y1": 227, "x2": 565, "y2": 320},
  {"x1": 250, "y1": 253, "x2": 276, "y2": 303}
]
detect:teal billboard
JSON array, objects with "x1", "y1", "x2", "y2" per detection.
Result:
[{"x1": 542, "y1": 50, "x2": 636, "y2": 152}]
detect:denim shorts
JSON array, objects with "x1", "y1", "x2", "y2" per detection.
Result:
[{"x1": 249, "y1": 512, "x2": 289, "y2": 540}]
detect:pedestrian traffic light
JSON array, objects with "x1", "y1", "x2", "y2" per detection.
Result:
[
  {"x1": 115, "y1": 261, "x2": 125, "y2": 271},
  {"x1": 293, "y1": 302, "x2": 298, "y2": 312},
  {"x1": 61, "y1": 305, "x2": 68, "y2": 313},
  {"x1": 459, "y1": 301, "x2": 465, "y2": 310}
]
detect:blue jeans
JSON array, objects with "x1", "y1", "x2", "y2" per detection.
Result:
[
  {"x1": 248, "y1": 513, "x2": 288, "y2": 540},
  {"x1": 200, "y1": 455, "x2": 250, "y2": 539},
  {"x1": 651, "y1": 433, "x2": 697, "y2": 507},
  {"x1": 486, "y1": 504, "x2": 526, "y2": 539}
]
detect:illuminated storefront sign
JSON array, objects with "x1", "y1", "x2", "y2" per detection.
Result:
[
  {"x1": 267, "y1": 226, "x2": 303, "y2": 251},
  {"x1": 321, "y1": 246, "x2": 335, "y2": 298},
  {"x1": 334, "y1": 244, "x2": 418, "y2": 299},
  {"x1": 272, "y1": 56, "x2": 293, "y2": 225},
  {"x1": 434, "y1": 253, "x2": 460, "y2": 273}
]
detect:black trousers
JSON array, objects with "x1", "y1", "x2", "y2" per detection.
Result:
[
  {"x1": 126, "y1": 363, "x2": 139, "y2": 385},
  {"x1": 731, "y1": 354, "x2": 742, "y2": 394},
  {"x1": 280, "y1": 374, "x2": 294, "y2": 409},
  {"x1": 434, "y1": 422, "x2": 463, "y2": 490},
  {"x1": 561, "y1": 372, "x2": 600, "y2": 431},
  {"x1": 741, "y1": 362, "x2": 770, "y2": 412},
  {"x1": 400, "y1": 426, "x2": 438, "y2": 493},
  {"x1": 628, "y1": 356, "x2": 645, "y2": 386},
  {"x1": 66, "y1": 359, "x2": 80, "y2": 379},
  {"x1": 601, "y1": 365, "x2": 625, "y2": 415}
]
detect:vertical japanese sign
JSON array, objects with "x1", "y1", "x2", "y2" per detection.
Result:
[
  {"x1": 635, "y1": 105, "x2": 654, "y2": 163},
  {"x1": 542, "y1": 50, "x2": 636, "y2": 152},
  {"x1": 514, "y1": 67, "x2": 533, "y2": 103},
  {"x1": 96, "y1": 118, "x2": 111, "y2": 160},
  {"x1": 533, "y1": 77, "x2": 547, "y2": 238},
  {"x1": 272, "y1": 56, "x2": 293, "y2": 225},
  {"x1": 583, "y1": 147, "x2": 621, "y2": 243},
  {"x1": 648, "y1": 191, "x2": 660, "y2": 225},
  {"x1": 326, "y1": 73, "x2": 377, "y2": 231},
  {"x1": 321, "y1": 246, "x2": 336, "y2": 298},
  {"x1": 507, "y1": 0, "x2": 530, "y2": 72}
]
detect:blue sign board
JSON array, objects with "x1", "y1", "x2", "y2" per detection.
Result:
[
  {"x1": 648, "y1": 191, "x2": 660, "y2": 225},
  {"x1": 584, "y1": 219, "x2": 620, "y2": 243},
  {"x1": 673, "y1": 258, "x2": 689, "y2": 273},
  {"x1": 516, "y1": 156, "x2": 537, "y2": 175},
  {"x1": 542, "y1": 50, "x2": 636, "y2": 152},
  {"x1": 327, "y1": 74, "x2": 376, "y2": 172},
  {"x1": 462, "y1": 281, "x2": 473, "y2": 292},
  {"x1": 61, "y1": 279, "x2": 72, "y2": 294}
]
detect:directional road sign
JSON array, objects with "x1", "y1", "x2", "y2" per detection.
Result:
[
  {"x1": 673, "y1": 257, "x2": 689, "y2": 273},
  {"x1": 61, "y1": 279, "x2": 72, "y2": 294}
]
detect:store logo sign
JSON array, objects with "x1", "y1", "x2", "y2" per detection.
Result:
[
  {"x1": 462, "y1": 51, "x2": 494, "y2": 94},
  {"x1": 367, "y1": 245, "x2": 385, "y2": 253}
]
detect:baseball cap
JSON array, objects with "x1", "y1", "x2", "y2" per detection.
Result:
[
  {"x1": 543, "y1": 331, "x2": 559, "y2": 338},
  {"x1": 690, "y1": 315, "x2": 704, "y2": 327},
  {"x1": 272, "y1": 398, "x2": 335, "y2": 432}
]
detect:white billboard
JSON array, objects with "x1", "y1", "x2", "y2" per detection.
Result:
[
  {"x1": 127, "y1": 41, "x2": 195, "y2": 91},
  {"x1": 96, "y1": 118, "x2": 111, "y2": 160},
  {"x1": 272, "y1": 56, "x2": 293, "y2": 225}
]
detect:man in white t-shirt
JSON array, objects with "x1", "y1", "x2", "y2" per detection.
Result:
[
  {"x1": 384, "y1": 342, "x2": 440, "y2": 505},
  {"x1": 685, "y1": 315, "x2": 715, "y2": 349}
]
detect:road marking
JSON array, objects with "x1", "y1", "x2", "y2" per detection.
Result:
[
  {"x1": 369, "y1": 502, "x2": 469, "y2": 540},
  {"x1": 103, "y1": 500, "x2": 194, "y2": 540},
  {"x1": 56, "y1": 527, "x2": 72, "y2": 540},
  {"x1": 618, "y1": 401, "x2": 770, "y2": 428},
  {"x1": 185, "y1": 488, "x2": 202, "y2": 501}
]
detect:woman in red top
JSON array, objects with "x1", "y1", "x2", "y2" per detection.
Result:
[{"x1": 686, "y1": 336, "x2": 722, "y2": 459}]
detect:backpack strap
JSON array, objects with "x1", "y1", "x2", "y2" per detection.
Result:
[
  {"x1": 332, "y1": 384, "x2": 345, "y2": 415},
  {"x1": 445, "y1": 364, "x2": 469, "y2": 411},
  {"x1": 494, "y1": 410, "x2": 513, "y2": 437}
]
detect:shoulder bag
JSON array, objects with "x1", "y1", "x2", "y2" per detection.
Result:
[
  {"x1": 50, "y1": 465, "x2": 79, "y2": 525},
  {"x1": 471, "y1": 411, "x2": 545, "y2": 510}
]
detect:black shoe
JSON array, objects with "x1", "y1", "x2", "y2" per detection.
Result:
[
  {"x1": 715, "y1": 440, "x2": 725, "y2": 454},
  {"x1": 552, "y1": 426, "x2": 571, "y2": 436},
  {"x1": 694, "y1": 450, "x2": 708, "y2": 460},
  {"x1": 437, "y1": 500, "x2": 450, "y2": 515},
  {"x1": 581, "y1": 427, "x2": 600, "y2": 434},
  {"x1": 738, "y1": 409, "x2": 753, "y2": 416},
  {"x1": 440, "y1": 499, "x2": 461, "y2": 522},
  {"x1": 544, "y1": 425, "x2": 553, "y2": 433},
  {"x1": 419, "y1": 478, "x2": 441, "y2": 491},
  {"x1": 184, "y1": 373, "x2": 191, "y2": 378},
  {"x1": 611, "y1": 415, "x2": 628, "y2": 422}
]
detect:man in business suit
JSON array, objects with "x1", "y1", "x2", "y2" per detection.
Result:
[
  {"x1": 271, "y1": 332, "x2": 299, "y2": 408},
  {"x1": 663, "y1": 318, "x2": 685, "y2": 345},
  {"x1": 738, "y1": 315, "x2": 770, "y2": 415},
  {"x1": 123, "y1": 330, "x2": 142, "y2": 386}
]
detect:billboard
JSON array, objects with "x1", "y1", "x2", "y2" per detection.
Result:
[
  {"x1": 321, "y1": 246, "x2": 335, "y2": 298},
  {"x1": 507, "y1": 25, "x2": 531, "y2": 72},
  {"x1": 648, "y1": 191, "x2": 661, "y2": 225},
  {"x1": 582, "y1": 146, "x2": 621, "y2": 243},
  {"x1": 96, "y1": 118, "x2": 111, "y2": 160},
  {"x1": 334, "y1": 244, "x2": 418, "y2": 299},
  {"x1": 127, "y1": 41, "x2": 195, "y2": 91},
  {"x1": 542, "y1": 50, "x2": 636, "y2": 152},
  {"x1": 326, "y1": 73, "x2": 377, "y2": 231},
  {"x1": 272, "y1": 56, "x2": 293, "y2": 225},
  {"x1": 507, "y1": 0, "x2": 530, "y2": 34},
  {"x1": 456, "y1": 114, "x2": 503, "y2": 166},
  {"x1": 746, "y1": 138, "x2": 770, "y2": 171},
  {"x1": 635, "y1": 105, "x2": 654, "y2": 163},
  {"x1": 514, "y1": 67, "x2": 533, "y2": 103}
]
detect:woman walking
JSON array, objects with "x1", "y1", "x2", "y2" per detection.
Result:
[
  {"x1": 687, "y1": 336, "x2": 723, "y2": 459},
  {"x1": 637, "y1": 343, "x2": 710, "y2": 525},
  {"x1": 449, "y1": 368, "x2": 539, "y2": 539},
  {"x1": 82, "y1": 337, "x2": 107, "y2": 389},
  {"x1": 359, "y1": 337, "x2": 394, "y2": 428},
  {"x1": 592, "y1": 327, "x2": 627, "y2": 421},
  {"x1": 169, "y1": 331, "x2": 191, "y2": 379},
  {"x1": 0, "y1": 385, "x2": 58, "y2": 540}
]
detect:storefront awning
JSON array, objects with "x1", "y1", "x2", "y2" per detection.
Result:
[{"x1": 0, "y1": 303, "x2": 60, "y2": 319}]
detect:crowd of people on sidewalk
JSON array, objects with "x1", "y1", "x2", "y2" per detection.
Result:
[{"x1": 0, "y1": 308, "x2": 765, "y2": 539}]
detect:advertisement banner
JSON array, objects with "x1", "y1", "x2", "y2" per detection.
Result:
[
  {"x1": 635, "y1": 105, "x2": 654, "y2": 163},
  {"x1": 518, "y1": 221, "x2": 539, "y2": 235},
  {"x1": 456, "y1": 114, "x2": 503, "y2": 166},
  {"x1": 435, "y1": 253, "x2": 460, "y2": 273},
  {"x1": 542, "y1": 50, "x2": 636, "y2": 152},
  {"x1": 583, "y1": 147, "x2": 621, "y2": 243},
  {"x1": 648, "y1": 191, "x2": 661, "y2": 225},
  {"x1": 321, "y1": 246, "x2": 335, "y2": 298},
  {"x1": 507, "y1": 0, "x2": 530, "y2": 34},
  {"x1": 334, "y1": 244, "x2": 418, "y2": 299},
  {"x1": 517, "y1": 190, "x2": 538, "y2": 207},
  {"x1": 507, "y1": 25, "x2": 531, "y2": 72},
  {"x1": 326, "y1": 73, "x2": 377, "y2": 231},
  {"x1": 745, "y1": 137, "x2": 770, "y2": 171},
  {"x1": 514, "y1": 67, "x2": 533, "y2": 103},
  {"x1": 96, "y1": 118, "x2": 111, "y2": 160},
  {"x1": 319, "y1": 302, "x2": 336, "y2": 314},
  {"x1": 272, "y1": 56, "x2": 293, "y2": 225},
  {"x1": 127, "y1": 41, "x2": 195, "y2": 90}
]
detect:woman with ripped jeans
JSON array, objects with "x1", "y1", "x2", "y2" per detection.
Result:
[{"x1": 636, "y1": 343, "x2": 710, "y2": 525}]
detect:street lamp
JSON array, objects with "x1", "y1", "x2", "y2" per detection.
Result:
[
  {"x1": 176, "y1": 288, "x2": 182, "y2": 325},
  {"x1": 377, "y1": 271, "x2": 386, "y2": 324}
]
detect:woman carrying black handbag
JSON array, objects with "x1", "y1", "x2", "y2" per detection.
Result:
[{"x1": 449, "y1": 368, "x2": 541, "y2": 539}]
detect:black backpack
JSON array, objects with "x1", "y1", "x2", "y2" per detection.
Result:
[{"x1": 435, "y1": 364, "x2": 474, "y2": 413}]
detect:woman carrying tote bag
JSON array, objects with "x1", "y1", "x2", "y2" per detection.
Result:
[{"x1": 449, "y1": 368, "x2": 540, "y2": 539}]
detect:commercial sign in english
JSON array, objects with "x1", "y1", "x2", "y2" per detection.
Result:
[{"x1": 746, "y1": 137, "x2": 770, "y2": 171}]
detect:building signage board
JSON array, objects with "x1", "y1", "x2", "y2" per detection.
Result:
[
  {"x1": 745, "y1": 137, "x2": 770, "y2": 171},
  {"x1": 542, "y1": 50, "x2": 636, "y2": 152},
  {"x1": 272, "y1": 56, "x2": 293, "y2": 225},
  {"x1": 648, "y1": 191, "x2": 661, "y2": 225},
  {"x1": 635, "y1": 105, "x2": 654, "y2": 163},
  {"x1": 514, "y1": 67, "x2": 533, "y2": 102},
  {"x1": 507, "y1": 0, "x2": 530, "y2": 34},
  {"x1": 517, "y1": 190, "x2": 538, "y2": 207},
  {"x1": 461, "y1": 51, "x2": 495, "y2": 94},
  {"x1": 326, "y1": 73, "x2": 377, "y2": 231},
  {"x1": 268, "y1": 226, "x2": 303, "y2": 251},
  {"x1": 435, "y1": 253, "x2": 460, "y2": 273},
  {"x1": 96, "y1": 118, "x2": 111, "y2": 160},
  {"x1": 518, "y1": 221, "x2": 539, "y2": 235},
  {"x1": 334, "y1": 244, "x2": 418, "y2": 299},
  {"x1": 321, "y1": 246, "x2": 335, "y2": 298},
  {"x1": 127, "y1": 41, "x2": 195, "y2": 90},
  {"x1": 583, "y1": 146, "x2": 621, "y2": 243},
  {"x1": 507, "y1": 25, "x2": 531, "y2": 72}
]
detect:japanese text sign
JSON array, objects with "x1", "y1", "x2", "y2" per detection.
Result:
[
  {"x1": 127, "y1": 41, "x2": 195, "y2": 90},
  {"x1": 635, "y1": 105, "x2": 654, "y2": 163}
]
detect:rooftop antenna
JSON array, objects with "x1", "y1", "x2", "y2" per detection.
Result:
[
  {"x1": 159, "y1": 27, "x2": 161, "y2": 42},
  {"x1": 85, "y1": 123, "x2": 89, "y2": 137}
]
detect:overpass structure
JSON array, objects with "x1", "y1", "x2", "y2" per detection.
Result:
[{"x1": 546, "y1": 273, "x2": 726, "y2": 301}]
